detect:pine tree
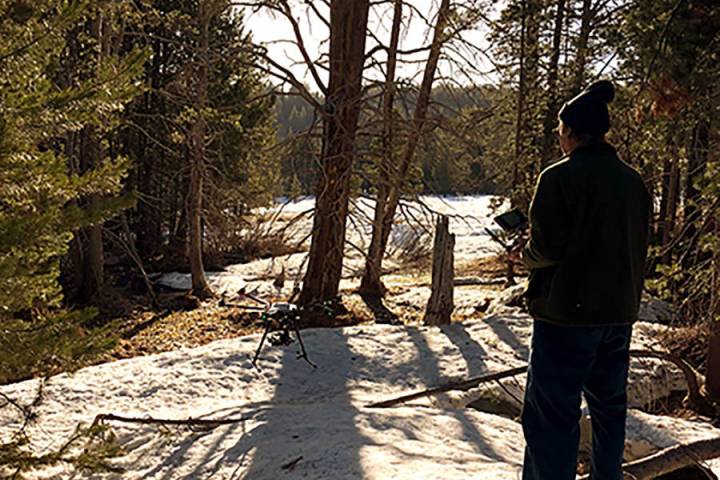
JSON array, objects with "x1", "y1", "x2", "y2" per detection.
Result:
[
  {"x1": 616, "y1": 0, "x2": 720, "y2": 396},
  {"x1": 0, "y1": 0, "x2": 146, "y2": 383},
  {"x1": 121, "y1": 0, "x2": 277, "y2": 275}
]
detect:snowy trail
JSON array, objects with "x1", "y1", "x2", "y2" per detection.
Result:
[{"x1": 2, "y1": 314, "x2": 717, "y2": 479}]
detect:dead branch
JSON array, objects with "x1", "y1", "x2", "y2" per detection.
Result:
[
  {"x1": 276, "y1": 0, "x2": 328, "y2": 94},
  {"x1": 0, "y1": 392, "x2": 26, "y2": 417},
  {"x1": 120, "y1": 212, "x2": 158, "y2": 306},
  {"x1": 281, "y1": 455, "x2": 303, "y2": 471},
  {"x1": 367, "y1": 349, "x2": 713, "y2": 411},
  {"x1": 365, "y1": 365, "x2": 528, "y2": 408},
  {"x1": 630, "y1": 349, "x2": 715, "y2": 416},
  {"x1": 2, "y1": 380, "x2": 45, "y2": 441},
  {"x1": 92, "y1": 413, "x2": 246, "y2": 431},
  {"x1": 454, "y1": 276, "x2": 505, "y2": 286},
  {"x1": 578, "y1": 436, "x2": 720, "y2": 480}
]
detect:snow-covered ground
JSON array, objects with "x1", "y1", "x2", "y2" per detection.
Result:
[
  {"x1": 158, "y1": 195, "x2": 509, "y2": 296},
  {"x1": 1, "y1": 314, "x2": 717, "y2": 479},
  {"x1": 3, "y1": 195, "x2": 713, "y2": 479}
]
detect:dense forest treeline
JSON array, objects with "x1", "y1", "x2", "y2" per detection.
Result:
[
  {"x1": 274, "y1": 84, "x2": 499, "y2": 197},
  {"x1": 0, "y1": 0, "x2": 718, "y2": 395}
]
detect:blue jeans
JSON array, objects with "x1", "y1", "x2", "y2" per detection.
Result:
[{"x1": 521, "y1": 320, "x2": 632, "y2": 480}]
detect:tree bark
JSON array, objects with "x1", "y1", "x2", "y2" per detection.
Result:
[
  {"x1": 359, "y1": 0, "x2": 450, "y2": 298},
  {"x1": 684, "y1": 120, "x2": 708, "y2": 222},
  {"x1": 135, "y1": 48, "x2": 164, "y2": 261},
  {"x1": 570, "y1": 0, "x2": 593, "y2": 95},
  {"x1": 167, "y1": 172, "x2": 189, "y2": 270},
  {"x1": 681, "y1": 119, "x2": 709, "y2": 269},
  {"x1": 657, "y1": 126, "x2": 677, "y2": 245},
  {"x1": 660, "y1": 134, "x2": 680, "y2": 266},
  {"x1": 706, "y1": 117, "x2": 720, "y2": 398},
  {"x1": 513, "y1": 0, "x2": 527, "y2": 191},
  {"x1": 78, "y1": 126, "x2": 104, "y2": 302},
  {"x1": 514, "y1": 0, "x2": 543, "y2": 209},
  {"x1": 299, "y1": 0, "x2": 371, "y2": 306},
  {"x1": 706, "y1": 217, "x2": 720, "y2": 399},
  {"x1": 187, "y1": 2, "x2": 212, "y2": 298},
  {"x1": 83, "y1": 203, "x2": 104, "y2": 301},
  {"x1": 360, "y1": 0, "x2": 403, "y2": 297},
  {"x1": 540, "y1": 0, "x2": 566, "y2": 170},
  {"x1": 78, "y1": 15, "x2": 109, "y2": 302},
  {"x1": 579, "y1": 436, "x2": 720, "y2": 480},
  {"x1": 424, "y1": 216, "x2": 454, "y2": 326}
]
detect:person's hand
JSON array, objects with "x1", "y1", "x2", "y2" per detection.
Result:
[
  {"x1": 518, "y1": 225, "x2": 530, "y2": 241},
  {"x1": 508, "y1": 227, "x2": 529, "y2": 263},
  {"x1": 508, "y1": 239, "x2": 524, "y2": 263}
]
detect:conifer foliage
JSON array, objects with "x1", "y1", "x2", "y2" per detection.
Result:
[{"x1": 0, "y1": 0, "x2": 146, "y2": 381}]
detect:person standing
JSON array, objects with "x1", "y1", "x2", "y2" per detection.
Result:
[{"x1": 519, "y1": 80, "x2": 652, "y2": 479}]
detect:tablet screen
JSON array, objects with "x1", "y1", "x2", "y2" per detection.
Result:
[{"x1": 494, "y1": 209, "x2": 528, "y2": 231}]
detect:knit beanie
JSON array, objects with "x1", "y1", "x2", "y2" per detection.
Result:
[{"x1": 558, "y1": 80, "x2": 615, "y2": 137}]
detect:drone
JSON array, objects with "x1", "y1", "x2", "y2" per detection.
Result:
[
  {"x1": 252, "y1": 301, "x2": 315, "y2": 368},
  {"x1": 224, "y1": 288, "x2": 321, "y2": 369}
]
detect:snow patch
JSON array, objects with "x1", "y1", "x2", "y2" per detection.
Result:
[
  {"x1": 157, "y1": 195, "x2": 508, "y2": 295},
  {"x1": 1, "y1": 314, "x2": 712, "y2": 479}
]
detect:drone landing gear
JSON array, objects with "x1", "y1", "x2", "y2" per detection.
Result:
[{"x1": 250, "y1": 303, "x2": 316, "y2": 369}]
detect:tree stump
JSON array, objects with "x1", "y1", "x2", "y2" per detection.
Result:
[{"x1": 424, "y1": 215, "x2": 455, "y2": 326}]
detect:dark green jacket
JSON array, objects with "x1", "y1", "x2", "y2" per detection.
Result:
[{"x1": 521, "y1": 141, "x2": 651, "y2": 326}]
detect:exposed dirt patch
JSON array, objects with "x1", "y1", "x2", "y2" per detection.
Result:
[
  {"x1": 87, "y1": 254, "x2": 512, "y2": 364},
  {"x1": 104, "y1": 300, "x2": 264, "y2": 361}
]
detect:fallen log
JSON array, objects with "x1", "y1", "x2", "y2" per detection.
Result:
[
  {"x1": 629, "y1": 349, "x2": 714, "y2": 415},
  {"x1": 92, "y1": 413, "x2": 246, "y2": 431},
  {"x1": 578, "y1": 436, "x2": 720, "y2": 480},
  {"x1": 366, "y1": 349, "x2": 711, "y2": 412},
  {"x1": 453, "y1": 276, "x2": 506, "y2": 286},
  {"x1": 365, "y1": 365, "x2": 528, "y2": 408}
]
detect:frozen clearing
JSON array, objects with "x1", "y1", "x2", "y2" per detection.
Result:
[
  {"x1": 157, "y1": 195, "x2": 509, "y2": 296},
  {"x1": 2, "y1": 314, "x2": 718, "y2": 479}
]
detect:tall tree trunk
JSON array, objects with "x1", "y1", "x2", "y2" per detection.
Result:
[
  {"x1": 570, "y1": 0, "x2": 593, "y2": 94},
  {"x1": 682, "y1": 119, "x2": 709, "y2": 251},
  {"x1": 659, "y1": 130, "x2": 680, "y2": 266},
  {"x1": 136, "y1": 40, "x2": 165, "y2": 261},
  {"x1": 663, "y1": 157, "x2": 680, "y2": 266},
  {"x1": 514, "y1": 0, "x2": 542, "y2": 209},
  {"x1": 540, "y1": 0, "x2": 566, "y2": 170},
  {"x1": 706, "y1": 206, "x2": 720, "y2": 398},
  {"x1": 360, "y1": 0, "x2": 403, "y2": 297},
  {"x1": 83, "y1": 200, "x2": 104, "y2": 301},
  {"x1": 657, "y1": 144, "x2": 672, "y2": 241},
  {"x1": 79, "y1": 15, "x2": 108, "y2": 302},
  {"x1": 359, "y1": 0, "x2": 451, "y2": 298},
  {"x1": 167, "y1": 175, "x2": 188, "y2": 270},
  {"x1": 299, "y1": 0, "x2": 371, "y2": 306},
  {"x1": 513, "y1": 0, "x2": 527, "y2": 191},
  {"x1": 187, "y1": 2, "x2": 212, "y2": 298}
]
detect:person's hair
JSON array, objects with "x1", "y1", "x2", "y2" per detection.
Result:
[
  {"x1": 559, "y1": 120, "x2": 604, "y2": 146},
  {"x1": 569, "y1": 129, "x2": 604, "y2": 145}
]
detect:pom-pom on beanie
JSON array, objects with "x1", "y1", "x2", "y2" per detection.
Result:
[{"x1": 559, "y1": 80, "x2": 615, "y2": 137}]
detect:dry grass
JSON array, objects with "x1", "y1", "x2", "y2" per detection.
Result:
[
  {"x1": 456, "y1": 254, "x2": 524, "y2": 279},
  {"x1": 86, "y1": 254, "x2": 513, "y2": 365},
  {"x1": 206, "y1": 232, "x2": 307, "y2": 270},
  {"x1": 659, "y1": 321, "x2": 709, "y2": 372},
  {"x1": 98, "y1": 295, "x2": 264, "y2": 361}
]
